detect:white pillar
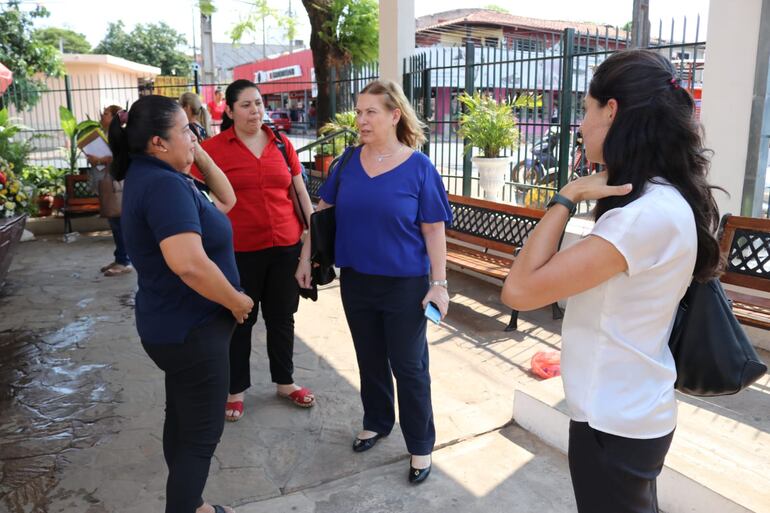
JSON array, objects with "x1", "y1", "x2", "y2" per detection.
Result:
[
  {"x1": 379, "y1": 0, "x2": 415, "y2": 84},
  {"x1": 701, "y1": 0, "x2": 769, "y2": 216}
]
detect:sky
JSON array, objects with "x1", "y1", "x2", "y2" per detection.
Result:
[{"x1": 23, "y1": 0, "x2": 710, "y2": 53}]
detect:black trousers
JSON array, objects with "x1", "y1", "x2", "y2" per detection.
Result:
[
  {"x1": 230, "y1": 243, "x2": 301, "y2": 393},
  {"x1": 142, "y1": 309, "x2": 235, "y2": 513},
  {"x1": 568, "y1": 420, "x2": 675, "y2": 513},
  {"x1": 340, "y1": 268, "x2": 435, "y2": 456}
]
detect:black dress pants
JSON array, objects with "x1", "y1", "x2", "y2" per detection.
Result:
[
  {"x1": 230, "y1": 243, "x2": 301, "y2": 393},
  {"x1": 340, "y1": 267, "x2": 435, "y2": 456},
  {"x1": 568, "y1": 420, "x2": 675, "y2": 513},
  {"x1": 142, "y1": 309, "x2": 235, "y2": 513}
]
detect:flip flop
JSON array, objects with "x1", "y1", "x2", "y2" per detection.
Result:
[
  {"x1": 100, "y1": 262, "x2": 117, "y2": 273},
  {"x1": 104, "y1": 264, "x2": 132, "y2": 277},
  {"x1": 277, "y1": 386, "x2": 315, "y2": 408},
  {"x1": 225, "y1": 401, "x2": 243, "y2": 422},
  {"x1": 212, "y1": 505, "x2": 234, "y2": 513}
]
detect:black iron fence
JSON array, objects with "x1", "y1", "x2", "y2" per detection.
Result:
[
  {"x1": 4, "y1": 62, "x2": 378, "y2": 169},
  {"x1": 403, "y1": 18, "x2": 706, "y2": 212}
]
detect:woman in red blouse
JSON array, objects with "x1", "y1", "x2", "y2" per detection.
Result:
[{"x1": 195, "y1": 79, "x2": 316, "y2": 421}]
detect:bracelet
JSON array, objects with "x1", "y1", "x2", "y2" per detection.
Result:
[
  {"x1": 430, "y1": 280, "x2": 448, "y2": 288},
  {"x1": 546, "y1": 193, "x2": 577, "y2": 216},
  {"x1": 298, "y1": 257, "x2": 311, "y2": 263}
]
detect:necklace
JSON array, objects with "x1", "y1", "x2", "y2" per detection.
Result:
[{"x1": 374, "y1": 144, "x2": 403, "y2": 163}]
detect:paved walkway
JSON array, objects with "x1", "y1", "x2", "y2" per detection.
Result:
[{"x1": 0, "y1": 232, "x2": 575, "y2": 513}]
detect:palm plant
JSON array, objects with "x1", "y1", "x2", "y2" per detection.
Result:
[
  {"x1": 456, "y1": 92, "x2": 520, "y2": 157},
  {"x1": 317, "y1": 110, "x2": 358, "y2": 156},
  {"x1": 59, "y1": 106, "x2": 101, "y2": 174}
]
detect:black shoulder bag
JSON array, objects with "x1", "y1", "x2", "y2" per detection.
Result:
[{"x1": 669, "y1": 278, "x2": 767, "y2": 396}]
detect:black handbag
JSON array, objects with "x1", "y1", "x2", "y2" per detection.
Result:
[
  {"x1": 309, "y1": 147, "x2": 357, "y2": 280},
  {"x1": 669, "y1": 278, "x2": 767, "y2": 396}
]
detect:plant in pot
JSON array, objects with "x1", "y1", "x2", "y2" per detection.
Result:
[
  {"x1": 457, "y1": 92, "x2": 520, "y2": 201},
  {"x1": 315, "y1": 111, "x2": 358, "y2": 176},
  {"x1": 59, "y1": 106, "x2": 101, "y2": 175},
  {"x1": 20, "y1": 165, "x2": 66, "y2": 216}
]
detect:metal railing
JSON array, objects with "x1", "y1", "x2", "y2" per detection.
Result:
[{"x1": 403, "y1": 18, "x2": 706, "y2": 213}]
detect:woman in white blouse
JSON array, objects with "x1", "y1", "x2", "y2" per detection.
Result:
[{"x1": 501, "y1": 49, "x2": 722, "y2": 513}]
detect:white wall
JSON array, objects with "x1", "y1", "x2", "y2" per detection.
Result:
[
  {"x1": 378, "y1": 0, "x2": 415, "y2": 84},
  {"x1": 700, "y1": 0, "x2": 764, "y2": 216}
]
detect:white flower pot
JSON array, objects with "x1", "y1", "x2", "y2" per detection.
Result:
[{"x1": 473, "y1": 156, "x2": 513, "y2": 201}]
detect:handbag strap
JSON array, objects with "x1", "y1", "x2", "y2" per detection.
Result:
[
  {"x1": 271, "y1": 127, "x2": 311, "y2": 229},
  {"x1": 329, "y1": 145, "x2": 357, "y2": 199}
]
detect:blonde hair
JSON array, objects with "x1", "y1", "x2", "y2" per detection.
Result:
[
  {"x1": 360, "y1": 79, "x2": 426, "y2": 148},
  {"x1": 179, "y1": 92, "x2": 211, "y2": 135}
]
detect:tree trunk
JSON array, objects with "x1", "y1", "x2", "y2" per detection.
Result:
[{"x1": 302, "y1": 0, "x2": 350, "y2": 133}]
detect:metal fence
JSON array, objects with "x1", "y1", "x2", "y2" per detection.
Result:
[
  {"x1": 3, "y1": 62, "x2": 378, "y2": 169},
  {"x1": 403, "y1": 18, "x2": 706, "y2": 213}
]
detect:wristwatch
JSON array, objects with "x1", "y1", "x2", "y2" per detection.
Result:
[
  {"x1": 430, "y1": 280, "x2": 448, "y2": 288},
  {"x1": 546, "y1": 193, "x2": 577, "y2": 216}
]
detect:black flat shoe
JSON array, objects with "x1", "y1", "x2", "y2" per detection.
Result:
[
  {"x1": 352, "y1": 433, "x2": 386, "y2": 452},
  {"x1": 408, "y1": 462, "x2": 431, "y2": 484}
]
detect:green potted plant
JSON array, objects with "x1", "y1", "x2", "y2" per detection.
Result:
[
  {"x1": 20, "y1": 165, "x2": 66, "y2": 216},
  {"x1": 59, "y1": 106, "x2": 101, "y2": 175},
  {"x1": 457, "y1": 92, "x2": 520, "y2": 201},
  {"x1": 315, "y1": 111, "x2": 358, "y2": 176}
]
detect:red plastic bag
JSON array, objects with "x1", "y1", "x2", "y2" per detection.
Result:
[{"x1": 530, "y1": 351, "x2": 561, "y2": 379}]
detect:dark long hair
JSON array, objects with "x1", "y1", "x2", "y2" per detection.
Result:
[
  {"x1": 220, "y1": 79, "x2": 260, "y2": 131},
  {"x1": 108, "y1": 95, "x2": 181, "y2": 181},
  {"x1": 590, "y1": 49, "x2": 722, "y2": 281}
]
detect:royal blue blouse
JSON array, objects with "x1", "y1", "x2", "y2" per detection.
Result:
[{"x1": 319, "y1": 147, "x2": 452, "y2": 277}]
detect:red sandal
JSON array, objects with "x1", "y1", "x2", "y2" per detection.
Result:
[
  {"x1": 277, "y1": 387, "x2": 315, "y2": 408},
  {"x1": 224, "y1": 401, "x2": 243, "y2": 422}
]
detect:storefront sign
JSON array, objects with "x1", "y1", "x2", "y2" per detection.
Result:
[{"x1": 254, "y1": 65, "x2": 302, "y2": 83}]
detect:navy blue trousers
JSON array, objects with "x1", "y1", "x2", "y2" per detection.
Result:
[
  {"x1": 340, "y1": 268, "x2": 435, "y2": 456},
  {"x1": 108, "y1": 216, "x2": 130, "y2": 266},
  {"x1": 142, "y1": 309, "x2": 235, "y2": 513}
]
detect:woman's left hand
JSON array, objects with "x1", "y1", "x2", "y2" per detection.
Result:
[
  {"x1": 422, "y1": 285, "x2": 449, "y2": 319},
  {"x1": 559, "y1": 171, "x2": 633, "y2": 203},
  {"x1": 295, "y1": 259, "x2": 312, "y2": 289}
]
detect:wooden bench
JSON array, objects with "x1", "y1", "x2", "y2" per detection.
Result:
[
  {"x1": 446, "y1": 194, "x2": 563, "y2": 331},
  {"x1": 719, "y1": 214, "x2": 770, "y2": 330},
  {"x1": 63, "y1": 174, "x2": 100, "y2": 233}
]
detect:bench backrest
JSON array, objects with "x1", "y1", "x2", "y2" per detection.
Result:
[
  {"x1": 447, "y1": 194, "x2": 546, "y2": 254},
  {"x1": 65, "y1": 174, "x2": 99, "y2": 206},
  {"x1": 719, "y1": 214, "x2": 770, "y2": 293}
]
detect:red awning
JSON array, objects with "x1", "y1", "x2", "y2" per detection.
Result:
[{"x1": 0, "y1": 62, "x2": 13, "y2": 95}]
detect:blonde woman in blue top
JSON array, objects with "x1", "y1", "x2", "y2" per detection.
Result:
[{"x1": 297, "y1": 79, "x2": 452, "y2": 484}]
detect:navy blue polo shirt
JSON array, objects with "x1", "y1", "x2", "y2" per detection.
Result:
[
  {"x1": 319, "y1": 147, "x2": 452, "y2": 277},
  {"x1": 121, "y1": 154, "x2": 240, "y2": 344}
]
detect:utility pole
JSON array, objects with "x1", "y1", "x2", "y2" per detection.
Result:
[
  {"x1": 201, "y1": 13, "x2": 215, "y2": 86},
  {"x1": 288, "y1": 0, "x2": 293, "y2": 53},
  {"x1": 631, "y1": 0, "x2": 651, "y2": 48}
]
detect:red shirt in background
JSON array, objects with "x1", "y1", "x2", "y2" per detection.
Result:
[
  {"x1": 191, "y1": 125, "x2": 303, "y2": 252},
  {"x1": 208, "y1": 100, "x2": 226, "y2": 121}
]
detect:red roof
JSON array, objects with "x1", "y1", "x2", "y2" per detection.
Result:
[{"x1": 417, "y1": 8, "x2": 628, "y2": 38}]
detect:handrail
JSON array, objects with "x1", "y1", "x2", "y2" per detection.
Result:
[{"x1": 296, "y1": 128, "x2": 358, "y2": 155}]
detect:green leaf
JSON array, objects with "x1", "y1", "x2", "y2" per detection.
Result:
[{"x1": 59, "y1": 106, "x2": 76, "y2": 138}]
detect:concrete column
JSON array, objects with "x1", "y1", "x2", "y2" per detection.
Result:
[
  {"x1": 701, "y1": 0, "x2": 770, "y2": 216},
  {"x1": 378, "y1": 0, "x2": 415, "y2": 83}
]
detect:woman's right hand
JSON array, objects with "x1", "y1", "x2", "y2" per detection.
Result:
[
  {"x1": 230, "y1": 291, "x2": 254, "y2": 324},
  {"x1": 295, "y1": 259, "x2": 312, "y2": 289}
]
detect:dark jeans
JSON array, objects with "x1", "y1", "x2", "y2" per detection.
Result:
[
  {"x1": 142, "y1": 310, "x2": 235, "y2": 513},
  {"x1": 340, "y1": 268, "x2": 435, "y2": 456},
  {"x1": 108, "y1": 216, "x2": 130, "y2": 265},
  {"x1": 230, "y1": 243, "x2": 301, "y2": 393},
  {"x1": 568, "y1": 420, "x2": 675, "y2": 513}
]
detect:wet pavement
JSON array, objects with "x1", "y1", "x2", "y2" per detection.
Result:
[{"x1": 0, "y1": 231, "x2": 573, "y2": 513}]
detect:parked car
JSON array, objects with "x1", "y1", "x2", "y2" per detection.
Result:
[
  {"x1": 262, "y1": 112, "x2": 275, "y2": 130},
  {"x1": 268, "y1": 110, "x2": 292, "y2": 133}
]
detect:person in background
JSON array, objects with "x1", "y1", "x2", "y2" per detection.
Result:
[
  {"x1": 500, "y1": 49, "x2": 722, "y2": 512},
  {"x1": 208, "y1": 87, "x2": 226, "y2": 134},
  {"x1": 180, "y1": 92, "x2": 211, "y2": 143},
  {"x1": 110, "y1": 94, "x2": 253, "y2": 513},
  {"x1": 298, "y1": 79, "x2": 452, "y2": 484},
  {"x1": 194, "y1": 79, "x2": 316, "y2": 422},
  {"x1": 86, "y1": 104, "x2": 131, "y2": 277}
]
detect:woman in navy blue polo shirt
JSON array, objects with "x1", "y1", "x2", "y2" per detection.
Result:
[
  {"x1": 297, "y1": 79, "x2": 452, "y2": 484},
  {"x1": 109, "y1": 95, "x2": 253, "y2": 513}
]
